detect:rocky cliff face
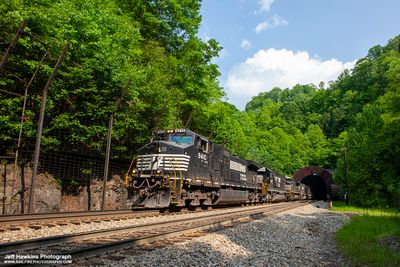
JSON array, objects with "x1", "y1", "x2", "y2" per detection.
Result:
[
  {"x1": 60, "y1": 175, "x2": 128, "y2": 211},
  {"x1": 0, "y1": 164, "x2": 128, "y2": 214},
  {"x1": 0, "y1": 165, "x2": 61, "y2": 214}
]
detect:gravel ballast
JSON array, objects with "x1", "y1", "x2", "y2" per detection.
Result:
[
  {"x1": 114, "y1": 201, "x2": 350, "y2": 267},
  {"x1": 0, "y1": 205, "x2": 283, "y2": 243}
]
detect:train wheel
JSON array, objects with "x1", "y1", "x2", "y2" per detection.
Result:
[
  {"x1": 188, "y1": 206, "x2": 199, "y2": 211},
  {"x1": 169, "y1": 205, "x2": 181, "y2": 213}
]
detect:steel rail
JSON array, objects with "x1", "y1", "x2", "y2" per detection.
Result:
[
  {"x1": 0, "y1": 203, "x2": 281, "y2": 226},
  {"x1": 0, "y1": 209, "x2": 155, "y2": 226}
]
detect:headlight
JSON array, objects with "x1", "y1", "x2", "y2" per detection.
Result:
[
  {"x1": 131, "y1": 169, "x2": 137, "y2": 175},
  {"x1": 156, "y1": 169, "x2": 162, "y2": 174}
]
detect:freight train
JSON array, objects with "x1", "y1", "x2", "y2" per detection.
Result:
[{"x1": 125, "y1": 129, "x2": 308, "y2": 209}]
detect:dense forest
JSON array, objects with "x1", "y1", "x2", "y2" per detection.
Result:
[{"x1": 1, "y1": 0, "x2": 399, "y2": 208}]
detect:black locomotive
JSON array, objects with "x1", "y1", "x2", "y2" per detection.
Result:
[{"x1": 125, "y1": 129, "x2": 307, "y2": 208}]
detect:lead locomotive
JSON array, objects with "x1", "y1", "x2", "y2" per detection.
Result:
[{"x1": 125, "y1": 129, "x2": 306, "y2": 208}]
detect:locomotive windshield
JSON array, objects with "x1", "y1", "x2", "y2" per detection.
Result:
[
  {"x1": 171, "y1": 135, "x2": 193, "y2": 144},
  {"x1": 153, "y1": 132, "x2": 193, "y2": 144}
]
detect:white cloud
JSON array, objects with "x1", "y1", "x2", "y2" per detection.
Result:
[
  {"x1": 241, "y1": 39, "x2": 252, "y2": 50},
  {"x1": 255, "y1": 14, "x2": 288, "y2": 33},
  {"x1": 258, "y1": 0, "x2": 274, "y2": 13},
  {"x1": 225, "y1": 48, "x2": 357, "y2": 109}
]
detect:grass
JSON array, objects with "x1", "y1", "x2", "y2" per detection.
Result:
[
  {"x1": 333, "y1": 201, "x2": 400, "y2": 266},
  {"x1": 332, "y1": 201, "x2": 399, "y2": 216}
]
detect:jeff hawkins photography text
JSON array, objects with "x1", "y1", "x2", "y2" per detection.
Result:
[{"x1": 3, "y1": 254, "x2": 72, "y2": 264}]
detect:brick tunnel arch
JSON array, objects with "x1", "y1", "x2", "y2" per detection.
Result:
[{"x1": 293, "y1": 166, "x2": 335, "y2": 200}]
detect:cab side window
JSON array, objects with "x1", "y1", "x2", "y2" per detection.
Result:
[
  {"x1": 201, "y1": 140, "x2": 208, "y2": 152},
  {"x1": 197, "y1": 137, "x2": 208, "y2": 152},
  {"x1": 208, "y1": 142, "x2": 213, "y2": 152}
]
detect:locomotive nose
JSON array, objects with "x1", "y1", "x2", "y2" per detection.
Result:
[{"x1": 140, "y1": 142, "x2": 159, "y2": 154}]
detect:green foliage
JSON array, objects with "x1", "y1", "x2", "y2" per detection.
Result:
[
  {"x1": 336, "y1": 215, "x2": 400, "y2": 267},
  {"x1": 0, "y1": 0, "x2": 221, "y2": 160},
  {"x1": 344, "y1": 89, "x2": 400, "y2": 207},
  {"x1": 244, "y1": 84, "x2": 333, "y2": 175},
  {"x1": 332, "y1": 36, "x2": 400, "y2": 208}
]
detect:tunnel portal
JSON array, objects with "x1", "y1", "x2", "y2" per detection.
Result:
[
  {"x1": 301, "y1": 175, "x2": 328, "y2": 200},
  {"x1": 293, "y1": 166, "x2": 337, "y2": 200}
]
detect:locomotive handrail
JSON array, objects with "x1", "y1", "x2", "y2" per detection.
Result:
[
  {"x1": 125, "y1": 156, "x2": 138, "y2": 186},
  {"x1": 164, "y1": 173, "x2": 171, "y2": 188},
  {"x1": 172, "y1": 159, "x2": 178, "y2": 201},
  {"x1": 173, "y1": 159, "x2": 178, "y2": 187},
  {"x1": 167, "y1": 158, "x2": 177, "y2": 194},
  {"x1": 262, "y1": 180, "x2": 268, "y2": 195},
  {"x1": 159, "y1": 156, "x2": 183, "y2": 203},
  {"x1": 174, "y1": 158, "x2": 184, "y2": 197}
]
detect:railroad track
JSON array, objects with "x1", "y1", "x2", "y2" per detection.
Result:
[
  {"x1": 0, "y1": 205, "x2": 250, "y2": 230},
  {"x1": 0, "y1": 209, "x2": 159, "y2": 230},
  {"x1": 0, "y1": 201, "x2": 308, "y2": 266}
]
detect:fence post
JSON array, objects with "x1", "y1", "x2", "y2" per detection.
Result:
[
  {"x1": 28, "y1": 43, "x2": 70, "y2": 213},
  {"x1": 11, "y1": 47, "x2": 51, "y2": 214},
  {"x1": 1, "y1": 161, "x2": 6, "y2": 215},
  {"x1": 101, "y1": 81, "x2": 129, "y2": 211},
  {"x1": 20, "y1": 161, "x2": 25, "y2": 213},
  {"x1": 0, "y1": 21, "x2": 27, "y2": 70},
  {"x1": 82, "y1": 169, "x2": 92, "y2": 211},
  {"x1": 343, "y1": 146, "x2": 349, "y2": 206},
  {"x1": 101, "y1": 96, "x2": 123, "y2": 210},
  {"x1": 101, "y1": 114, "x2": 113, "y2": 211}
]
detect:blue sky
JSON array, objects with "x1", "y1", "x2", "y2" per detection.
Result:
[{"x1": 199, "y1": 0, "x2": 400, "y2": 109}]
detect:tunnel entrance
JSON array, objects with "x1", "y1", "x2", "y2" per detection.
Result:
[
  {"x1": 301, "y1": 175, "x2": 328, "y2": 200},
  {"x1": 293, "y1": 166, "x2": 337, "y2": 200}
]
